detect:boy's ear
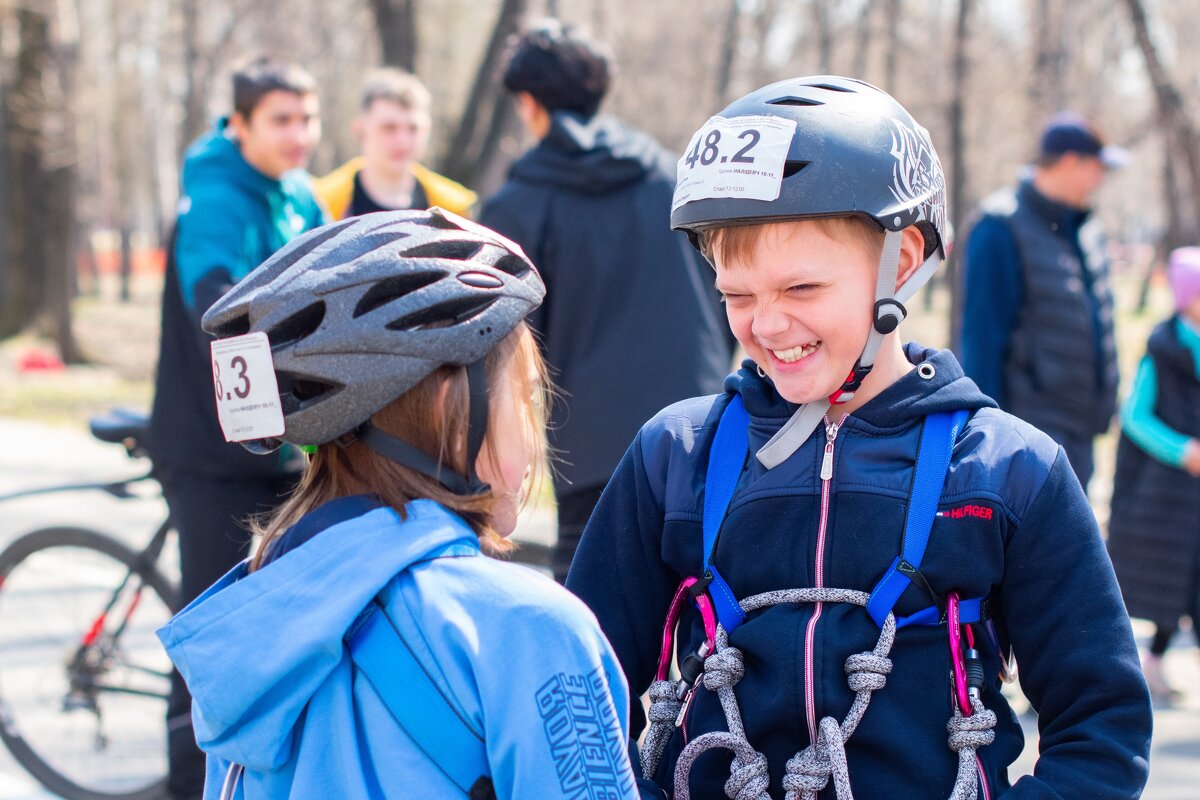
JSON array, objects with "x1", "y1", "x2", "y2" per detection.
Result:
[
  {"x1": 894, "y1": 226, "x2": 927, "y2": 290},
  {"x1": 228, "y1": 111, "x2": 250, "y2": 141}
]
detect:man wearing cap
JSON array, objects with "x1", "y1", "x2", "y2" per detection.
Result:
[{"x1": 958, "y1": 113, "x2": 1128, "y2": 489}]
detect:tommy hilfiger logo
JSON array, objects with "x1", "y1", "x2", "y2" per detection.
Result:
[{"x1": 937, "y1": 504, "x2": 993, "y2": 520}]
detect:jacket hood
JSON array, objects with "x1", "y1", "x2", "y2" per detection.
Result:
[
  {"x1": 157, "y1": 499, "x2": 478, "y2": 771},
  {"x1": 182, "y1": 118, "x2": 307, "y2": 199},
  {"x1": 508, "y1": 112, "x2": 672, "y2": 193},
  {"x1": 727, "y1": 343, "x2": 997, "y2": 431}
]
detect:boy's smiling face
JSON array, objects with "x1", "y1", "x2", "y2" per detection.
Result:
[{"x1": 714, "y1": 219, "x2": 883, "y2": 406}]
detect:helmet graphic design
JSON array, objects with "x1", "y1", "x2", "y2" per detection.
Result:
[{"x1": 202, "y1": 208, "x2": 544, "y2": 452}]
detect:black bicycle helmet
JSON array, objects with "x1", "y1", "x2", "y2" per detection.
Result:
[
  {"x1": 671, "y1": 76, "x2": 949, "y2": 469},
  {"x1": 202, "y1": 208, "x2": 545, "y2": 493},
  {"x1": 671, "y1": 75, "x2": 947, "y2": 259}
]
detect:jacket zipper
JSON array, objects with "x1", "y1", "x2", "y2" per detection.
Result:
[
  {"x1": 805, "y1": 413, "x2": 846, "y2": 742},
  {"x1": 976, "y1": 754, "x2": 991, "y2": 800}
]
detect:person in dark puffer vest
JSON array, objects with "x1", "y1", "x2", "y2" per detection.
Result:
[
  {"x1": 957, "y1": 113, "x2": 1126, "y2": 491},
  {"x1": 1107, "y1": 246, "x2": 1200, "y2": 704}
]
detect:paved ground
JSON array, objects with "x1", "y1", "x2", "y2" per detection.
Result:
[{"x1": 0, "y1": 417, "x2": 1195, "y2": 798}]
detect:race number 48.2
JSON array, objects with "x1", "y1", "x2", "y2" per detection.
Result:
[{"x1": 672, "y1": 114, "x2": 798, "y2": 211}]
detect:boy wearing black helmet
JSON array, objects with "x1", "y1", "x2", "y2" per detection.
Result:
[{"x1": 566, "y1": 78, "x2": 1151, "y2": 799}]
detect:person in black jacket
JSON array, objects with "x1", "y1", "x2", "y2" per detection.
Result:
[
  {"x1": 147, "y1": 58, "x2": 326, "y2": 800},
  {"x1": 480, "y1": 19, "x2": 731, "y2": 582}
]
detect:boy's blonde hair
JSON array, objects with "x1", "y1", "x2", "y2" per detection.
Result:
[
  {"x1": 699, "y1": 216, "x2": 885, "y2": 268},
  {"x1": 251, "y1": 323, "x2": 549, "y2": 569},
  {"x1": 359, "y1": 67, "x2": 431, "y2": 113}
]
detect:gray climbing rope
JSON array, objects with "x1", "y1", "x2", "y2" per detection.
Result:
[{"x1": 642, "y1": 586, "x2": 996, "y2": 800}]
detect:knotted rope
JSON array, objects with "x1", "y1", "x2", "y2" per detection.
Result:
[{"x1": 643, "y1": 587, "x2": 996, "y2": 800}]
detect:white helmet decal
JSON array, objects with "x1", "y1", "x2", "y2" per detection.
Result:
[{"x1": 887, "y1": 117, "x2": 947, "y2": 238}]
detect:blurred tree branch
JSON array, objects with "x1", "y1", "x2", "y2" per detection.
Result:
[
  {"x1": 369, "y1": 0, "x2": 418, "y2": 72},
  {"x1": 1123, "y1": 0, "x2": 1200, "y2": 233}
]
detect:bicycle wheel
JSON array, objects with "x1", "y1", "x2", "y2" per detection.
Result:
[{"x1": 0, "y1": 527, "x2": 177, "y2": 800}]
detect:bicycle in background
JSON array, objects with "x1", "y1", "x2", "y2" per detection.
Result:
[
  {"x1": 0, "y1": 409, "x2": 175, "y2": 800},
  {"x1": 0, "y1": 409, "x2": 555, "y2": 800}
]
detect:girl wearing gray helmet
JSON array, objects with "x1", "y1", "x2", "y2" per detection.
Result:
[
  {"x1": 157, "y1": 209, "x2": 639, "y2": 799},
  {"x1": 566, "y1": 78, "x2": 1150, "y2": 799}
]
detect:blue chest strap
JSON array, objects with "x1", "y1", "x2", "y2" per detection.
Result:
[
  {"x1": 864, "y1": 408, "x2": 975, "y2": 629},
  {"x1": 702, "y1": 394, "x2": 751, "y2": 631},
  {"x1": 346, "y1": 546, "x2": 495, "y2": 798},
  {"x1": 702, "y1": 395, "x2": 981, "y2": 634}
]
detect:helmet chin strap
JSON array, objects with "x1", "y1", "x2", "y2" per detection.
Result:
[
  {"x1": 356, "y1": 359, "x2": 492, "y2": 495},
  {"x1": 755, "y1": 230, "x2": 941, "y2": 469}
]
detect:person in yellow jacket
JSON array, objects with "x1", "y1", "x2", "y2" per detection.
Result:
[{"x1": 315, "y1": 68, "x2": 475, "y2": 219}]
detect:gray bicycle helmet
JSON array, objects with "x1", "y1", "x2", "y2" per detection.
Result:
[
  {"x1": 202, "y1": 208, "x2": 544, "y2": 493},
  {"x1": 671, "y1": 76, "x2": 948, "y2": 469}
]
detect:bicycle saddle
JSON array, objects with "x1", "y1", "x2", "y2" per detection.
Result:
[{"x1": 89, "y1": 409, "x2": 150, "y2": 448}]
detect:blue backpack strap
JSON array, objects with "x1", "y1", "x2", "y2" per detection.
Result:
[
  {"x1": 866, "y1": 409, "x2": 971, "y2": 628},
  {"x1": 347, "y1": 584, "x2": 492, "y2": 796},
  {"x1": 702, "y1": 394, "x2": 751, "y2": 632}
]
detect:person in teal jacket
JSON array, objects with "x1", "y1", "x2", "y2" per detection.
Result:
[
  {"x1": 159, "y1": 209, "x2": 639, "y2": 799},
  {"x1": 1107, "y1": 246, "x2": 1200, "y2": 703},
  {"x1": 147, "y1": 57, "x2": 327, "y2": 800}
]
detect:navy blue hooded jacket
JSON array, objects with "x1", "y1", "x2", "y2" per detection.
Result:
[
  {"x1": 480, "y1": 112, "x2": 731, "y2": 495},
  {"x1": 567, "y1": 345, "x2": 1151, "y2": 799}
]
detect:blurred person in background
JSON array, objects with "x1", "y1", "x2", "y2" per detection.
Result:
[
  {"x1": 1107, "y1": 246, "x2": 1200, "y2": 704},
  {"x1": 147, "y1": 56, "x2": 327, "y2": 800},
  {"x1": 314, "y1": 68, "x2": 474, "y2": 219},
  {"x1": 480, "y1": 19, "x2": 731, "y2": 581},
  {"x1": 957, "y1": 113, "x2": 1126, "y2": 490}
]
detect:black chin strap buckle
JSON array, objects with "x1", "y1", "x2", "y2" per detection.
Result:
[{"x1": 873, "y1": 298, "x2": 907, "y2": 334}]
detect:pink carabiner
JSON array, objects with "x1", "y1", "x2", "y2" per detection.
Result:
[
  {"x1": 655, "y1": 577, "x2": 719, "y2": 681},
  {"x1": 947, "y1": 592, "x2": 973, "y2": 716}
]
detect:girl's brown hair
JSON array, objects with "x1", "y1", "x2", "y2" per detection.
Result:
[{"x1": 250, "y1": 322, "x2": 549, "y2": 571}]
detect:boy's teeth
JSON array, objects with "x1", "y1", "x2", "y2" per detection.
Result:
[{"x1": 772, "y1": 342, "x2": 819, "y2": 363}]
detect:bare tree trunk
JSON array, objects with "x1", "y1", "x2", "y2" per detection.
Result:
[
  {"x1": 178, "y1": 0, "x2": 241, "y2": 158},
  {"x1": 2, "y1": 7, "x2": 49, "y2": 340},
  {"x1": 0, "y1": 49, "x2": 9, "y2": 318},
  {"x1": 813, "y1": 0, "x2": 833, "y2": 74},
  {"x1": 43, "y1": 0, "x2": 83, "y2": 363},
  {"x1": 179, "y1": 0, "x2": 206, "y2": 157},
  {"x1": 441, "y1": 0, "x2": 528, "y2": 188},
  {"x1": 882, "y1": 0, "x2": 901, "y2": 93},
  {"x1": 1124, "y1": 0, "x2": 1200, "y2": 233},
  {"x1": 369, "y1": 0, "x2": 418, "y2": 72},
  {"x1": 713, "y1": 0, "x2": 741, "y2": 107},
  {"x1": 1, "y1": 3, "x2": 82, "y2": 359},
  {"x1": 854, "y1": 0, "x2": 875, "y2": 75},
  {"x1": 946, "y1": 0, "x2": 973, "y2": 341}
]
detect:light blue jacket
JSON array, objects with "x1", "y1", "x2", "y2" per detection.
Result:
[{"x1": 158, "y1": 499, "x2": 638, "y2": 799}]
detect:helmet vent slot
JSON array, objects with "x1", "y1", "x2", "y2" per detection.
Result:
[
  {"x1": 276, "y1": 373, "x2": 343, "y2": 413},
  {"x1": 265, "y1": 219, "x2": 356, "y2": 275},
  {"x1": 491, "y1": 254, "x2": 532, "y2": 277},
  {"x1": 403, "y1": 240, "x2": 485, "y2": 262},
  {"x1": 211, "y1": 313, "x2": 251, "y2": 338},
  {"x1": 809, "y1": 82, "x2": 856, "y2": 93},
  {"x1": 354, "y1": 271, "x2": 446, "y2": 317},
  {"x1": 387, "y1": 295, "x2": 500, "y2": 332},
  {"x1": 768, "y1": 96, "x2": 823, "y2": 107},
  {"x1": 782, "y1": 160, "x2": 810, "y2": 178},
  {"x1": 268, "y1": 302, "x2": 326, "y2": 348}
]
